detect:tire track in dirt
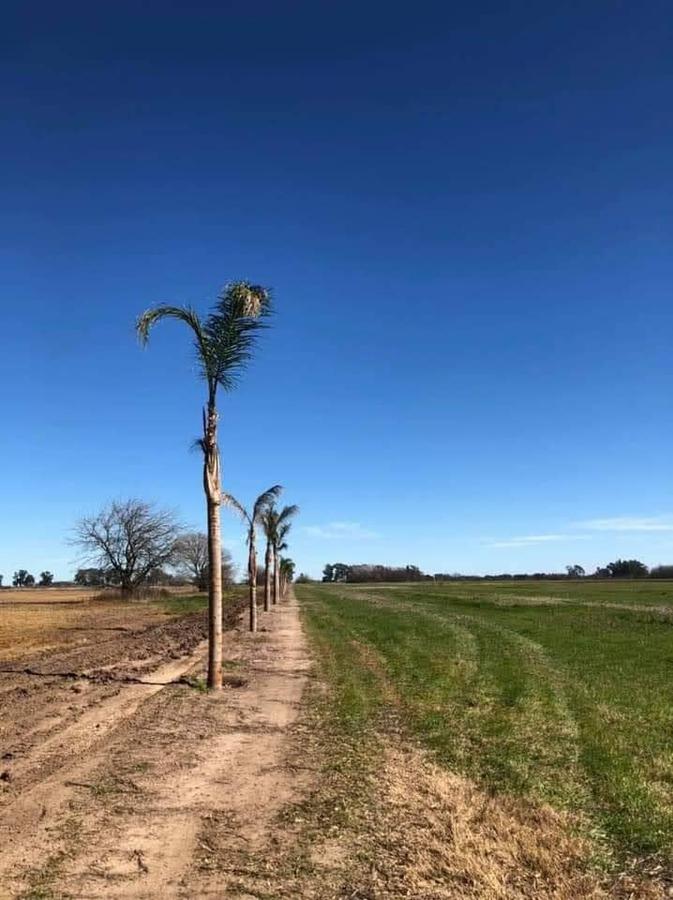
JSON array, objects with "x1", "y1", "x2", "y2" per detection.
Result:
[
  {"x1": 348, "y1": 589, "x2": 589, "y2": 809},
  {"x1": 0, "y1": 643, "x2": 208, "y2": 888}
]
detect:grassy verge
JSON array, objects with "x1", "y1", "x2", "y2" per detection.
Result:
[
  {"x1": 157, "y1": 586, "x2": 245, "y2": 617},
  {"x1": 297, "y1": 580, "x2": 673, "y2": 870}
]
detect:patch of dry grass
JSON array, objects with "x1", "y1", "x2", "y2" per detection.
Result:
[
  {"x1": 0, "y1": 586, "x2": 100, "y2": 604},
  {"x1": 0, "y1": 598, "x2": 167, "y2": 661},
  {"x1": 370, "y1": 743, "x2": 664, "y2": 899}
]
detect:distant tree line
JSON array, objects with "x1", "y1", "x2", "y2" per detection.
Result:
[
  {"x1": 319, "y1": 558, "x2": 673, "y2": 584},
  {"x1": 1, "y1": 570, "x2": 54, "y2": 588},
  {"x1": 435, "y1": 559, "x2": 673, "y2": 580},
  {"x1": 322, "y1": 563, "x2": 429, "y2": 583}
]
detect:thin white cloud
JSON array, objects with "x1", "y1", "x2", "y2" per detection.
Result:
[
  {"x1": 486, "y1": 534, "x2": 590, "y2": 549},
  {"x1": 303, "y1": 521, "x2": 380, "y2": 540},
  {"x1": 576, "y1": 516, "x2": 673, "y2": 533}
]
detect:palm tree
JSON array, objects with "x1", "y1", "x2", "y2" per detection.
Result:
[
  {"x1": 262, "y1": 504, "x2": 299, "y2": 606},
  {"x1": 222, "y1": 485, "x2": 282, "y2": 632},
  {"x1": 137, "y1": 281, "x2": 271, "y2": 689},
  {"x1": 262, "y1": 514, "x2": 274, "y2": 613},
  {"x1": 275, "y1": 524, "x2": 291, "y2": 602},
  {"x1": 279, "y1": 557, "x2": 296, "y2": 598}
]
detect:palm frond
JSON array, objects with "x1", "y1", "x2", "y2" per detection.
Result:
[
  {"x1": 277, "y1": 522, "x2": 292, "y2": 544},
  {"x1": 260, "y1": 504, "x2": 278, "y2": 539},
  {"x1": 280, "y1": 557, "x2": 295, "y2": 575},
  {"x1": 136, "y1": 305, "x2": 215, "y2": 387},
  {"x1": 253, "y1": 485, "x2": 283, "y2": 522},
  {"x1": 204, "y1": 282, "x2": 272, "y2": 393},
  {"x1": 221, "y1": 491, "x2": 249, "y2": 524},
  {"x1": 276, "y1": 504, "x2": 299, "y2": 526},
  {"x1": 191, "y1": 436, "x2": 207, "y2": 455}
]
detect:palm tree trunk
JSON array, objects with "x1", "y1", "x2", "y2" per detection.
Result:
[
  {"x1": 204, "y1": 405, "x2": 222, "y2": 690},
  {"x1": 273, "y1": 546, "x2": 280, "y2": 605},
  {"x1": 264, "y1": 541, "x2": 272, "y2": 612},
  {"x1": 250, "y1": 580, "x2": 257, "y2": 632},
  {"x1": 249, "y1": 532, "x2": 257, "y2": 633}
]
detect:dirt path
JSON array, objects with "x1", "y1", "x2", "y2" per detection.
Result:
[{"x1": 0, "y1": 595, "x2": 311, "y2": 898}]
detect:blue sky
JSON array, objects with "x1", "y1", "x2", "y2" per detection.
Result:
[{"x1": 1, "y1": 1, "x2": 672, "y2": 581}]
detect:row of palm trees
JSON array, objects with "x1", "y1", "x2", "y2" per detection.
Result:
[
  {"x1": 222, "y1": 487, "x2": 298, "y2": 632},
  {"x1": 137, "y1": 280, "x2": 297, "y2": 690}
]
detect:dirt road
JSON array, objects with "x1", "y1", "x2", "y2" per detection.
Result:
[{"x1": 0, "y1": 596, "x2": 312, "y2": 898}]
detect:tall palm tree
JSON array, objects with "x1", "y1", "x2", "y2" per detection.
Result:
[
  {"x1": 222, "y1": 485, "x2": 282, "y2": 632},
  {"x1": 262, "y1": 504, "x2": 299, "y2": 606},
  {"x1": 137, "y1": 281, "x2": 271, "y2": 689}
]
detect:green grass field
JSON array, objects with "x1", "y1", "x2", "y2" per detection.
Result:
[
  {"x1": 157, "y1": 586, "x2": 246, "y2": 616},
  {"x1": 297, "y1": 579, "x2": 673, "y2": 866}
]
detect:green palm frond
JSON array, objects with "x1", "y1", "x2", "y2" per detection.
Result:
[
  {"x1": 280, "y1": 557, "x2": 295, "y2": 576},
  {"x1": 204, "y1": 282, "x2": 272, "y2": 393},
  {"x1": 260, "y1": 503, "x2": 298, "y2": 545},
  {"x1": 276, "y1": 504, "x2": 299, "y2": 528},
  {"x1": 221, "y1": 491, "x2": 249, "y2": 524},
  {"x1": 191, "y1": 436, "x2": 207, "y2": 454},
  {"x1": 253, "y1": 485, "x2": 283, "y2": 523},
  {"x1": 260, "y1": 505, "x2": 278, "y2": 540},
  {"x1": 136, "y1": 304, "x2": 213, "y2": 380},
  {"x1": 137, "y1": 284, "x2": 271, "y2": 400}
]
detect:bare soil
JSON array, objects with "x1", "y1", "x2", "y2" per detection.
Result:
[
  {"x1": 0, "y1": 588, "x2": 193, "y2": 660},
  {"x1": 0, "y1": 595, "x2": 311, "y2": 898}
]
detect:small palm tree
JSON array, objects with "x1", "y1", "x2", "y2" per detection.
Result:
[
  {"x1": 262, "y1": 514, "x2": 274, "y2": 613},
  {"x1": 279, "y1": 557, "x2": 296, "y2": 597},
  {"x1": 261, "y1": 504, "x2": 299, "y2": 606},
  {"x1": 137, "y1": 281, "x2": 271, "y2": 689},
  {"x1": 222, "y1": 485, "x2": 282, "y2": 632}
]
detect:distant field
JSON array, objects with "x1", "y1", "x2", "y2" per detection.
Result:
[
  {"x1": 297, "y1": 579, "x2": 673, "y2": 868},
  {"x1": 0, "y1": 586, "x2": 208, "y2": 661},
  {"x1": 0, "y1": 585, "x2": 197, "y2": 604},
  {"x1": 0, "y1": 586, "x2": 105, "y2": 604}
]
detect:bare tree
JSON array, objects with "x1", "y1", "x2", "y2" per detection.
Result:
[
  {"x1": 73, "y1": 500, "x2": 180, "y2": 594},
  {"x1": 174, "y1": 532, "x2": 236, "y2": 590},
  {"x1": 174, "y1": 532, "x2": 210, "y2": 590}
]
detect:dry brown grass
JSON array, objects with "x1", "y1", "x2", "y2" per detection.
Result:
[
  {"x1": 0, "y1": 585, "x2": 196, "y2": 604},
  {"x1": 0, "y1": 592, "x2": 172, "y2": 661},
  {"x1": 0, "y1": 586, "x2": 102, "y2": 604},
  {"x1": 365, "y1": 743, "x2": 664, "y2": 899}
]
